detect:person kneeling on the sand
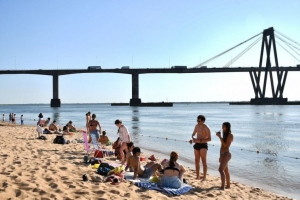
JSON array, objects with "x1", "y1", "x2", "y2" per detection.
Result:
[
  {"x1": 159, "y1": 151, "x2": 186, "y2": 189},
  {"x1": 125, "y1": 147, "x2": 162, "y2": 180}
]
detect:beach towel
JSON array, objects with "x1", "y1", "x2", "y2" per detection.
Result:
[
  {"x1": 124, "y1": 171, "x2": 150, "y2": 183},
  {"x1": 135, "y1": 181, "x2": 194, "y2": 196}
]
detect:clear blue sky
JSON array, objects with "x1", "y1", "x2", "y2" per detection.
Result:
[{"x1": 0, "y1": 0, "x2": 300, "y2": 104}]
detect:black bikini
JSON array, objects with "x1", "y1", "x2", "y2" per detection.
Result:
[{"x1": 161, "y1": 166, "x2": 180, "y2": 174}]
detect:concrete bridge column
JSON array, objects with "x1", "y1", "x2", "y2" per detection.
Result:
[
  {"x1": 130, "y1": 73, "x2": 141, "y2": 106},
  {"x1": 50, "y1": 74, "x2": 61, "y2": 107}
]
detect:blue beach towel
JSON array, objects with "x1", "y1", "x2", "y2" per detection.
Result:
[{"x1": 135, "y1": 181, "x2": 194, "y2": 196}]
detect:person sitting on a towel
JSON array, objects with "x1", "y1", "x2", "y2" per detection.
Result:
[
  {"x1": 159, "y1": 151, "x2": 186, "y2": 189},
  {"x1": 125, "y1": 147, "x2": 162, "y2": 180}
]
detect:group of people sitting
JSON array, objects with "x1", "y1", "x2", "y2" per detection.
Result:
[
  {"x1": 123, "y1": 144, "x2": 185, "y2": 189},
  {"x1": 36, "y1": 113, "x2": 78, "y2": 139},
  {"x1": 109, "y1": 135, "x2": 184, "y2": 188}
]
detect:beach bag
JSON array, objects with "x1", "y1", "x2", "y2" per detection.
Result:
[
  {"x1": 53, "y1": 135, "x2": 65, "y2": 144},
  {"x1": 94, "y1": 150, "x2": 103, "y2": 158},
  {"x1": 97, "y1": 163, "x2": 115, "y2": 176}
]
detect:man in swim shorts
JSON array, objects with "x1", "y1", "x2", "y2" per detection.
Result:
[
  {"x1": 190, "y1": 115, "x2": 211, "y2": 181},
  {"x1": 125, "y1": 147, "x2": 162, "y2": 180}
]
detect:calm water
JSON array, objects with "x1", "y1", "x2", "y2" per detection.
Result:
[{"x1": 1, "y1": 103, "x2": 299, "y2": 199}]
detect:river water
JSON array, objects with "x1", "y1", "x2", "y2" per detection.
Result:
[{"x1": 1, "y1": 103, "x2": 299, "y2": 199}]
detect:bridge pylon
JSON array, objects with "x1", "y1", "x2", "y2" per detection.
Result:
[
  {"x1": 50, "y1": 74, "x2": 61, "y2": 107},
  {"x1": 249, "y1": 27, "x2": 288, "y2": 105}
]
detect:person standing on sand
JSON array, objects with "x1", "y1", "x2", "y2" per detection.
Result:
[
  {"x1": 2, "y1": 114, "x2": 5, "y2": 122},
  {"x1": 190, "y1": 115, "x2": 211, "y2": 181},
  {"x1": 88, "y1": 114, "x2": 101, "y2": 141},
  {"x1": 12, "y1": 114, "x2": 16, "y2": 124},
  {"x1": 216, "y1": 122, "x2": 233, "y2": 190},
  {"x1": 21, "y1": 114, "x2": 24, "y2": 125},
  {"x1": 115, "y1": 119, "x2": 131, "y2": 165},
  {"x1": 9, "y1": 113, "x2": 12, "y2": 123}
]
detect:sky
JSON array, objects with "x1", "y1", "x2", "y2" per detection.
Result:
[{"x1": 0, "y1": 0, "x2": 300, "y2": 104}]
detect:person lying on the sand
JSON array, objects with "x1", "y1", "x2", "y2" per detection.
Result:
[
  {"x1": 49, "y1": 120, "x2": 59, "y2": 131},
  {"x1": 125, "y1": 147, "x2": 162, "y2": 180},
  {"x1": 159, "y1": 151, "x2": 186, "y2": 189}
]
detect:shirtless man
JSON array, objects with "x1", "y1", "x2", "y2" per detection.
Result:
[
  {"x1": 190, "y1": 115, "x2": 211, "y2": 181},
  {"x1": 125, "y1": 147, "x2": 162, "y2": 180},
  {"x1": 49, "y1": 120, "x2": 58, "y2": 131}
]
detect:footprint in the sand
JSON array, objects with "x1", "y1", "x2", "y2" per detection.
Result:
[
  {"x1": 109, "y1": 189, "x2": 120, "y2": 195},
  {"x1": 69, "y1": 185, "x2": 76, "y2": 188},
  {"x1": 93, "y1": 190, "x2": 105, "y2": 196},
  {"x1": 45, "y1": 177, "x2": 54, "y2": 182},
  {"x1": 10, "y1": 175, "x2": 18, "y2": 180},
  {"x1": 15, "y1": 189, "x2": 22, "y2": 197},
  {"x1": 2, "y1": 182, "x2": 8, "y2": 188},
  {"x1": 207, "y1": 193, "x2": 215, "y2": 197},
  {"x1": 49, "y1": 182, "x2": 58, "y2": 188},
  {"x1": 141, "y1": 194, "x2": 152, "y2": 198},
  {"x1": 55, "y1": 189, "x2": 62, "y2": 193},
  {"x1": 61, "y1": 176, "x2": 68, "y2": 180},
  {"x1": 124, "y1": 193, "x2": 131, "y2": 198},
  {"x1": 74, "y1": 191, "x2": 90, "y2": 195},
  {"x1": 59, "y1": 167, "x2": 68, "y2": 170},
  {"x1": 0, "y1": 172, "x2": 10, "y2": 175}
]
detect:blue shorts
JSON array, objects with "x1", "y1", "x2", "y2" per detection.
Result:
[
  {"x1": 160, "y1": 176, "x2": 182, "y2": 189},
  {"x1": 90, "y1": 130, "x2": 100, "y2": 140},
  {"x1": 140, "y1": 167, "x2": 153, "y2": 178}
]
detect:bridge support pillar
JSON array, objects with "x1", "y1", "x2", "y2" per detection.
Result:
[
  {"x1": 130, "y1": 73, "x2": 141, "y2": 106},
  {"x1": 50, "y1": 74, "x2": 61, "y2": 107}
]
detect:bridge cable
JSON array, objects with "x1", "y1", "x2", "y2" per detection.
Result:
[
  {"x1": 223, "y1": 36, "x2": 262, "y2": 67},
  {"x1": 276, "y1": 40, "x2": 300, "y2": 63},
  {"x1": 193, "y1": 32, "x2": 262, "y2": 68},
  {"x1": 275, "y1": 29, "x2": 300, "y2": 48},
  {"x1": 275, "y1": 33, "x2": 300, "y2": 53},
  {"x1": 275, "y1": 34, "x2": 300, "y2": 61}
]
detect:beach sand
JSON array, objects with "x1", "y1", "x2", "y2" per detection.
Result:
[{"x1": 0, "y1": 124, "x2": 292, "y2": 199}]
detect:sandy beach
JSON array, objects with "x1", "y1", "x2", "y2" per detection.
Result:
[{"x1": 0, "y1": 124, "x2": 293, "y2": 200}]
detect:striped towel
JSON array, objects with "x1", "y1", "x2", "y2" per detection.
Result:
[{"x1": 135, "y1": 181, "x2": 193, "y2": 195}]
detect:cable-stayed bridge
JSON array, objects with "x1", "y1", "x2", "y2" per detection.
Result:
[{"x1": 1, "y1": 27, "x2": 300, "y2": 107}]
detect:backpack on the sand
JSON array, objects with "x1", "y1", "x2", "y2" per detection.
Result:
[
  {"x1": 97, "y1": 163, "x2": 115, "y2": 176},
  {"x1": 53, "y1": 135, "x2": 65, "y2": 144}
]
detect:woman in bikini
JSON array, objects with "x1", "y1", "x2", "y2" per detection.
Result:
[
  {"x1": 216, "y1": 122, "x2": 234, "y2": 190},
  {"x1": 160, "y1": 151, "x2": 185, "y2": 189},
  {"x1": 88, "y1": 114, "x2": 101, "y2": 142},
  {"x1": 115, "y1": 119, "x2": 131, "y2": 165}
]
